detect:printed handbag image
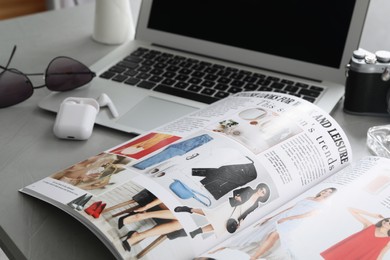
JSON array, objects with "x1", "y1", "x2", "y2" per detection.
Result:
[{"x1": 169, "y1": 179, "x2": 211, "y2": 207}]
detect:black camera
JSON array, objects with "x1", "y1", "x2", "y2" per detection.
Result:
[{"x1": 344, "y1": 49, "x2": 390, "y2": 115}]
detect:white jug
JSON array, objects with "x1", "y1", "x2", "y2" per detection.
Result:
[{"x1": 93, "y1": 0, "x2": 134, "y2": 45}]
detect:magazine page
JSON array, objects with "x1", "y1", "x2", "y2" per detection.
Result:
[
  {"x1": 20, "y1": 92, "x2": 352, "y2": 259},
  {"x1": 199, "y1": 156, "x2": 390, "y2": 260}
]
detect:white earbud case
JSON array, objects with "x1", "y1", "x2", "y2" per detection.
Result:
[{"x1": 53, "y1": 97, "x2": 100, "y2": 140}]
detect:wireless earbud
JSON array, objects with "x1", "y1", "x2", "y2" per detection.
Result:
[{"x1": 97, "y1": 93, "x2": 119, "y2": 118}]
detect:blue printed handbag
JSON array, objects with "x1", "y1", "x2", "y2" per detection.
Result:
[{"x1": 169, "y1": 179, "x2": 211, "y2": 207}]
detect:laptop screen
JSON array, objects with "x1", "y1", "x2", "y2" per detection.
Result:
[{"x1": 147, "y1": 1, "x2": 356, "y2": 69}]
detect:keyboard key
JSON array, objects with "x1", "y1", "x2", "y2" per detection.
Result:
[
  {"x1": 218, "y1": 70, "x2": 231, "y2": 77},
  {"x1": 175, "y1": 74, "x2": 189, "y2": 81},
  {"x1": 188, "y1": 78, "x2": 202, "y2": 84},
  {"x1": 244, "y1": 83, "x2": 259, "y2": 91},
  {"x1": 298, "y1": 89, "x2": 321, "y2": 97},
  {"x1": 217, "y1": 77, "x2": 231, "y2": 84},
  {"x1": 192, "y1": 64, "x2": 206, "y2": 71},
  {"x1": 267, "y1": 76, "x2": 279, "y2": 81},
  {"x1": 228, "y1": 86, "x2": 244, "y2": 93},
  {"x1": 109, "y1": 66, "x2": 126, "y2": 73},
  {"x1": 230, "y1": 73, "x2": 244, "y2": 80},
  {"x1": 215, "y1": 84, "x2": 229, "y2": 91},
  {"x1": 258, "y1": 79, "x2": 271, "y2": 86},
  {"x1": 150, "y1": 68, "x2": 164, "y2": 75},
  {"x1": 149, "y1": 75, "x2": 163, "y2": 83},
  {"x1": 204, "y1": 74, "x2": 218, "y2": 81},
  {"x1": 138, "y1": 66, "x2": 151, "y2": 72},
  {"x1": 310, "y1": 85, "x2": 324, "y2": 92},
  {"x1": 112, "y1": 74, "x2": 128, "y2": 82},
  {"x1": 231, "y1": 80, "x2": 245, "y2": 87},
  {"x1": 188, "y1": 85, "x2": 202, "y2": 92},
  {"x1": 118, "y1": 61, "x2": 138, "y2": 69},
  {"x1": 243, "y1": 76, "x2": 257, "y2": 83},
  {"x1": 174, "y1": 82, "x2": 189, "y2": 89},
  {"x1": 124, "y1": 55, "x2": 142, "y2": 63},
  {"x1": 201, "y1": 80, "x2": 215, "y2": 88},
  {"x1": 213, "y1": 64, "x2": 225, "y2": 70},
  {"x1": 135, "y1": 72, "x2": 150, "y2": 80},
  {"x1": 281, "y1": 79, "x2": 294, "y2": 85},
  {"x1": 295, "y1": 82, "x2": 309, "y2": 88},
  {"x1": 137, "y1": 81, "x2": 156, "y2": 89},
  {"x1": 178, "y1": 68, "x2": 192, "y2": 74},
  {"x1": 215, "y1": 91, "x2": 230, "y2": 99},
  {"x1": 162, "y1": 71, "x2": 176, "y2": 78},
  {"x1": 205, "y1": 67, "x2": 219, "y2": 74},
  {"x1": 124, "y1": 70, "x2": 138, "y2": 77},
  {"x1": 141, "y1": 59, "x2": 155, "y2": 66},
  {"x1": 239, "y1": 70, "x2": 252, "y2": 75},
  {"x1": 179, "y1": 61, "x2": 193, "y2": 68},
  {"x1": 302, "y1": 96, "x2": 316, "y2": 103},
  {"x1": 201, "y1": 88, "x2": 216, "y2": 96},
  {"x1": 154, "y1": 63, "x2": 168, "y2": 69},
  {"x1": 284, "y1": 85, "x2": 299, "y2": 92},
  {"x1": 270, "y1": 82, "x2": 285, "y2": 89},
  {"x1": 154, "y1": 85, "x2": 219, "y2": 104},
  {"x1": 161, "y1": 78, "x2": 177, "y2": 86},
  {"x1": 166, "y1": 65, "x2": 180, "y2": 72},
  {"x1": 253, "y1": 73, "x2": 266, "y2": 78},
  {"x1": 99, "y1": 71, "x2": 115, "y2": 79},
  {"x1": 192, "y1": 71, "x2": 205, "y2": 78},
  {"x1": 124, "y1": 77, "x2": 141, "y2": 85},
  {"x1": 130, "y1": 49, "x2": 146, "y2": 57},
  {"x1": 259, "y1": 86, "x2": 273, "y2": 91}
]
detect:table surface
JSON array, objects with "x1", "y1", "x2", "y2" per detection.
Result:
[{"x1": 1, "y1": 1, "x2": 390, "y2": 259}]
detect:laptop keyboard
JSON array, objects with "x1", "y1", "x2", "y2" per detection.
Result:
[{"x1": 99, "y1": 47, "x2": 324, "y2": 104}]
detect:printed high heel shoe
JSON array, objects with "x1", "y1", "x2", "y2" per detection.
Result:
[
  {"x1": 92, "y1": 203, "x2": 106, "y2": 219},
  {"x1": 84, "y1": 201, "x2": 102, "y2": 215},
  {"x1": 118, "y1": 212, "x2": 136, "y2": 230},
  {"x1": 68, "y1": 194, "x2": 87, "y2": 209},
  {"x1": 122, "y1": 240, "x2": 131, "y2": 252},
  {"x1": 121, "y1": 231, "x2": 136, "y2": 252},
  {"x1": 174, "y1": 206, "x2": 193, "y2": 213},
  {"x1": 120, "y1": 231, "x2": 144, "y2": 245},
  {"x1": 76, "y1": 194, "x2": 93, "y2": 211}
]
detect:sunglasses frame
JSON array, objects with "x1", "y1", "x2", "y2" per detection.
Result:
[{"x1": 0, "y1": 45, "x2": 96, "y2": 108}]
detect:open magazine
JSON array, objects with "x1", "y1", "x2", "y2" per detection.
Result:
[{"x1": 20, "y1": 92, "x2": 390, "y2": 259}]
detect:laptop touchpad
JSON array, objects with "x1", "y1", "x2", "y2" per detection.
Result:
[{"x1": 117, "y1": 96, "x2": 197, "y2": 132}]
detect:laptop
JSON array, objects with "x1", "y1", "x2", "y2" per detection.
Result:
[{"x1": 39, "y1": 0, "x2": 371, "y2": 134}]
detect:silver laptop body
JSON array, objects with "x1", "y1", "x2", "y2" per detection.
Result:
[{"x1": 39, "y1": 0, "x2": 371, "y2": 134}]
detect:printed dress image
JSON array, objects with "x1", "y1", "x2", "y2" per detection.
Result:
[{"x1": 321, "y1": 208, "x2": 390, "y2": 260}]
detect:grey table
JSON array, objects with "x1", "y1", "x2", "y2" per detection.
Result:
[{"x1": 0, "y1": 1, "x2": 389, "y2": 259}]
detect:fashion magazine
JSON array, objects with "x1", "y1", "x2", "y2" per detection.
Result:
[{"x1": 20, "y1": 92, "x2": 390, "y2": 259}]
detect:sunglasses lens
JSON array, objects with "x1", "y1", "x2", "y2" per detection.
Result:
[
  {"x1": 0, "y1": 70, "x2": 33, "y2": 108},
  {"x1": 45, "y1": 57, "x2": 95, "y2": 91}
]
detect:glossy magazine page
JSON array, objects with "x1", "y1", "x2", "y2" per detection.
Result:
[
  {"x1": 201, "y1": 156, "x2": 390, "y2": 260},
  {"x1": 20, "y1": 92, "x2": 353, "y2": 259}
]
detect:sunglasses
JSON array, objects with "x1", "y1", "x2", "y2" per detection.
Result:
[{"x1": 0, "y1": 46, "x2": 96, "y2": 108}]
